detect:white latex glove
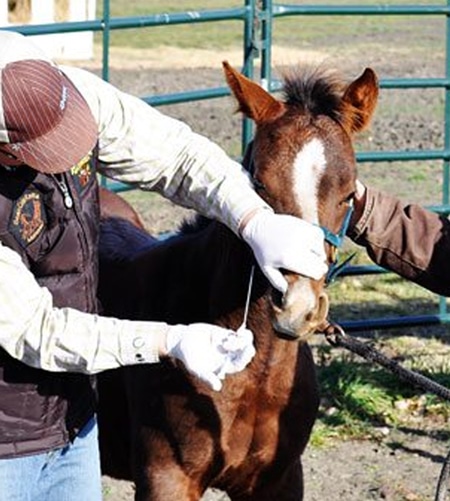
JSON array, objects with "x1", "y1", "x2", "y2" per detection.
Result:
[
  {"x1": 215, "y1": 326, "x2": 255, "y2": 379},
  {"x1": 241, "y1": 209, "x2": 328, "y2": 293},
  {"x1": 165, "y1": 323, "x2": 256, "y2": 391}
]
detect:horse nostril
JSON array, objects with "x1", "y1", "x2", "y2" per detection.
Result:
[{"x1": 305, "y1": 311, "x2": 314, "y2": 322}]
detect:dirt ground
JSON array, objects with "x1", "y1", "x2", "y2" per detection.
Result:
[
  {"x1": 102, "y1": 426, "x2": 449, "y2": 500},
  {"x1": 70, "y1": 28, "x2": 450, "y2": 501}
]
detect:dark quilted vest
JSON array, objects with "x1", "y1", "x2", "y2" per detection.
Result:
[{"x1": 0, "y1": 153, "x2": 100, "y2": 458}]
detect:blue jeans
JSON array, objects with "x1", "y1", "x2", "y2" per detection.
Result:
[{"x1": 0, "y1": 415, "x2": 102, "y2": 501}]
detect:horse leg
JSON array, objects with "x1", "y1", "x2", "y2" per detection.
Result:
[
  {"x1": 134, "y1": 465, "x2": 204, "y2": 501},
  {"x1": 265, "y1": 458, "x2": 304, "y2": 501},
  {"x1": 131, "y1": 420, "x2": 205, "y2": 501},
  {"x1": 229, "y1": 459, "x2": 304, "y2": 501}
]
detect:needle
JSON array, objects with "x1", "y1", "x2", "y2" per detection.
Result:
[{"x1": 240, "y1": 265, "x2": 255, "y2": 330}]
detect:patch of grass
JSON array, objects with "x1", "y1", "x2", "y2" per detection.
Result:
[
  {"x1": 325, "y1": 244, "x2": 448, "y2": 323},
  {"x1": 94, "y1": 0, "x2": 446, "y2": 52},
  {"x1": 310, "y1": 332, "x2": 450, "y2": 446},
  {"x1": 102, "y1": 485, "x2": 112, "y2": 497},
  {"x1": 272, "y1": 15, "x2": 443, "y2": 54},
  {"x1": 356, "y1": 162, "x2": 444, "y2": 206},
  {"x1": 96, "y1": 1, "x2": 244, "y2": 50}
]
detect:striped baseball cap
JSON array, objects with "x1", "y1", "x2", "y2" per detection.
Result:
[{"x1": 0, "y1": 31, "x2": 97, "y2": 173}]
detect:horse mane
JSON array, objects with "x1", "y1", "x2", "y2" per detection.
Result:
[
  {"x1": 99, "y1": 217, "x2": 160, "y2": 262},
  {"x1": 281, "y1": 65, "x2": 347, "y2": 126},
  {"x1": 180, "y1": 214, "x2": 213, "y2": 235},
  {"x1": 99, "y1": 214, "x2": 216, "y2": 266}
]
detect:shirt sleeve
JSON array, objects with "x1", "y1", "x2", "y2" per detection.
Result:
[
  {"x1": 61, "y1": 65, "x2": 270, "y2": 235},
  {"x1": 0, "y1": 242, "x2": 168, "y2": 374},
  {"x1": 349, "y1": 186, "x2": 450, "y2": 296}
]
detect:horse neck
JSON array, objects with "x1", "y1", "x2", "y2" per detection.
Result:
[
  {"x1": 182, "y1": 220, "x2": 264, "y2": 323},
  {"x1": 205, "y1": 223, "x2": 302, "y2": 390},
  {"x1": 167, "y1": 221, "x2": 301, "y2": 383},
  {"x1": 204, "y1": 220, "x2": 257, "y2": 293},
  {"x1": 204, "y1": 223, "x2": 278, "y2": 338}
]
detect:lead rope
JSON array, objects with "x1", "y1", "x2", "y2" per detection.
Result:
[
  {"x1": 437, "y1": 451, "x2": 450, "y2": 501},
  {"x1": 320, "y1": 321, "x2": 450, "y2": 501}
]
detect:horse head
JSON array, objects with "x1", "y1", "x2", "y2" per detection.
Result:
[{"x1": 223, "y1": 61, "x2": 379, "y2": 341}]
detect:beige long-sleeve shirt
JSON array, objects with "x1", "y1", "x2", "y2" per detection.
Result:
[
  {"x1": 0, "y1": 65, "x2": 268, "y2": 374},
  {"x1": 63, "y1": 65, "x2": 266, "y2": 234}
]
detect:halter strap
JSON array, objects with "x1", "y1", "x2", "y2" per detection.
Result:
[
  {"x1": 321, "y1": 202, "x2": 354, "y2": 284},
  {"x1": 321, "y1": 202, "x2": 354, "y2": 249}
]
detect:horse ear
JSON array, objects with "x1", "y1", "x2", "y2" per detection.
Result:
[
  {"x1": 222, "y1": 61, "x2": 285, "y2": 124},
  {"x1": 341, "y1": 68, "x2": 379, "y2": 134}
]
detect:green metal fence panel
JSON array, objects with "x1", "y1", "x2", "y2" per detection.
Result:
[{"x1": 3, "y1": 1, "x2": 450, "y2": 332}]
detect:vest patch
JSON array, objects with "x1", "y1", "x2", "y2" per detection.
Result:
[
  {"x1": 9, "y1": 190, "x2": 46, "y2": 247},
  {"x1": 70, "y1": 153, "x2": 95, "y2": 195}
]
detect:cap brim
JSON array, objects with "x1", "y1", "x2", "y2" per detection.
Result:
[{"x1": 2, "y1": 74, "x2": 97, "y2": 174}]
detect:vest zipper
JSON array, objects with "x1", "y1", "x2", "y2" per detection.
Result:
[
  {"x1": 52, "y1": 174, "x2": 73, "y2": 209},
  {"x1": 53, "y1": 168, "x2": 98, "y2": 313},
  {"x1": 59, "y1": 171, "x2": 98, "y2": 313}
]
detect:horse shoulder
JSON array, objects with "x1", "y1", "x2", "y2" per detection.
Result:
[{"x1": 99, "y1": 186, "x2": 146, "y2": 230}]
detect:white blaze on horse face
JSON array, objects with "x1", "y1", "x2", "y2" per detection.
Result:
[
  {"x1": 292, "y1": 138, "x2": 327, "y2": 224},
  {"x1": 277, "y1": 137, "x2": 327, "y2": 337}
]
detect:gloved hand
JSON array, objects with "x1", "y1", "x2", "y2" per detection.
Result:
[
  {"x1": 241, "y1": 209, "x2": 328, "y2": 293},
  {"x1": 165, "y1": 323, "x2": 256, "y2": 391}
]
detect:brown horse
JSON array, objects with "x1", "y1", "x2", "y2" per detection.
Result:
[{"x1": 97, "y1": 62, "x2": 379, "y2": 501}]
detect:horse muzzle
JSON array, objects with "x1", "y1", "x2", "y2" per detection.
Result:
[{"x1": 270, "y1": 276, "x2": 329, "y2": 341}]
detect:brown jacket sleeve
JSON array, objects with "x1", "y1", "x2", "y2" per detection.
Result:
[{"x1": 348, "y1": 187, "x2": 450, "y2": 297}]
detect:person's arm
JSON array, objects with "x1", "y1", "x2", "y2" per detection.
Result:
[
  {"x1": 349, "y1": 181, "x2": 450, "y2": 296},
  {"x1": 0, "y1": 242, "x2": 254, "y2": 389},
  {"x1": 62, "y1": 65, "x2": 267, "y2": 234},
  {"x1": 62, "y1": 66, "x2": 328, "y2": 291},
  {"x1": 0, "y1": 241, "x2": 165, "y2": 373}
]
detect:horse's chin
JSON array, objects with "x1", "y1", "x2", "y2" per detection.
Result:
[
  {"x1": 272, "y1": 321, "x2": 318, "y2": 342},
  {"x1": 270, "y1": 277, "x2": 329, "y2": 342}
]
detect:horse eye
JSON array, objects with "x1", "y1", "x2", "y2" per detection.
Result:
[{"x1": 342, "y1": 192, "x2": 355, "y2": 206}]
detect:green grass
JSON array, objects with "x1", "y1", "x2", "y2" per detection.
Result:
[
  {"x1": 94, "y1": 0, "x2": 447, "y2": 52},
  {"x1": 96, "y1": 0, "x2": 244, "y2": 50},
  {"x1": 329, "y1": 265, "x2": 443, "y2": 322},
  {"x1": 272, "y1": 15, "x2": 443, "y2": 53},
  {"x1": 308, "y1": 249, "x2": 450, "y2": 444},
  {"x1": 310, "y1": 334, "x2": 450, "y2": 445}
]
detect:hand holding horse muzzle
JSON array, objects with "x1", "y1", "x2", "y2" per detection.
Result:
[
  {"x1": 241, "y1": 208, "x2": 330, "y2": 340},
  {"x1": 240, "y1": 207, "x2": 329, "y2": 293}
]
